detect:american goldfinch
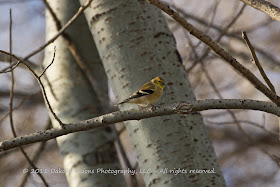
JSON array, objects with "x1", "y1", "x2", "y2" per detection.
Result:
[{"x1": 116, "y1": 76, "x2": 165, "y2": 107}]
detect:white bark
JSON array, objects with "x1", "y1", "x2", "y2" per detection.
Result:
[
  {"x1": 43, "y1": 0, "x2": 125, "y2": 186},
  {"x1": 81, "y1": 0, "x2": 226, "y2": 186}
]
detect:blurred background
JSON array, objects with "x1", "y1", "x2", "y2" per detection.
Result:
[{"x1": 0, "y1": 0, "x2": 279, "y2": 186}]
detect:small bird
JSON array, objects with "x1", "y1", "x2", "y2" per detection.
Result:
[{"x1": 116, "y1": 76, "x2": 165, "y2": 108}]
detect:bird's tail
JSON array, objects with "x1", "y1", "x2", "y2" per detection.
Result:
[{"x1": 115, "y1": 98, "x2": 130, "y2": 106}]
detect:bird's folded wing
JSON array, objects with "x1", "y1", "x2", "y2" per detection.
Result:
[{"x1": 129, "y1": 89, "x2": 155, "y2": 99}]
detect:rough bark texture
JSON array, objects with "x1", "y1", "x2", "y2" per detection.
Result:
[
  {"x1": 43, "y1": 0, "x2": 126, "y2": 186},
  {"x1": 81, "y1": 0, "x2": 225, "y2": 186},
  {"x1": 241, "y1": 0, "x2": 280, "y2": 22}
]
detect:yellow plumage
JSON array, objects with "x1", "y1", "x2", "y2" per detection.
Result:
[{"x1": 116, "y1": 76, "x2": 165, "y2": 107}]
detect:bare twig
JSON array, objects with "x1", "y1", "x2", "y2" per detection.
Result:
[
  {"x1": 18, "y1": 141, "x2": 47, "y2": 187},
  {"x1": 190, "y1": 0, "x2": 221, "y2": 51},
  {"x1": 187, "y1": 3, "x2": 246, "y2": 72},
  {"x1": 0, "y1": 99, "x2": 279, "y2": 151},
  {"x1": 204, "y1": 0, "x2": 220, "y2": 34},
  {"x1": 0, "y1": 53, "x2": 37, "y2": 73},
  {"x1": 272, "y1": 155, "x2": 280, "y2": 165},
  {"x1": 174, "y1": 9, "x2": 279, "y2": 69},
  {"x1": 0, "y1": 92, "x2": 42, "y2": 125},
  {"x1": 9, "y1": 8, "x2": 15, "y2": 145},
  {"x1": 42, "y1": 0, "x2": 106, "y2": 110},
  {"x1": 0, "y1": 50, "x2": 64, "y2": 127},
  {"x1": 207, "y1": 119, "x2": 278, "y2": 136},
  {"x1": 112, "y1": 126, "x2": 138, "y2": 187},
  {"x1": 18, "y1": 120, "x2": 51, "y2": 187},
  {"x1": 186, "y1": 30, "x2": 250, "y2": 142},
  {"x1": 0, "y1": 60, "x2": 21, "y2": 73},
  {"x1": 147, "y1": 0, "x2": 280, "y2": 106},
  {"x1": 22, "y1": 0, "x2": 93, "y2": 61},
  {"x1": 218, "y1": 4, "x2": 246, "y2": 39},
  {"x1": 240, "y1": 0, "x2": 280, "y2": 22},
  {"x1": 42, "y1": 0, "x2": 62, "y2": 30},
  {"x1": 242, "y1": 31, "x2": 276, "y2": 93},
  {"x1": 8, "y1": 10, "x2": 49, "y2": 187},
  {"x1": 0, "y1": 0, "x2": 92, "y2": 73},
  {"x1": 39, "y1": 46, "x2": 56, "y2": 78}
]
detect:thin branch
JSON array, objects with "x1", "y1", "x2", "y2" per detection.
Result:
[
  {"x1": 42, "y1": 0, "x2": 62, "y2": 30},
  {"x1": 186, "y1": 29, "x2": 250, "y2": 142},
  {"x1": 174, "y1": 10, "x2": 279, "y2": 69},
  {"x1": 112, "y1": 126, "x2": 138, "y2": 187},
  {"x1": 207, "y1": 119, "x2": 278, "y2": 136},
  {"x1": 147, "y1": 0, "x2": 280, "y2": 106},
  {"x1": 18, "y1": 120, "x2": 51, "y2": 187},
  {"x1": 272, "y1": 155, "x2": 280, "y2": 165},
  {"x1": 230, "y1": 17, "x2": 273, "y2": 35},
  {"x1": 242, "y1": 31, "x2": 276, "y2": 93},
  {"x1": 218, "y1": 4, "x2": 246, "y2": 39},
  {"x1": 187, "y1": 3, "x2": 246, "y2": 72},
  {"x1": 190, "y1": 0, "x2": 221, "y2": 51},
  {"x1": 204, "y1": 0, "x2": 220, "y2": 34},
  {"x1": 0, "y1": 53, "x2": 37, "y2": 72},
  {"x1": 42, "y1": 0, "x2": 106, "y2": 110},
  {"x1": 0, "y1": 50, "x2": 64, "y2": 127},
  {"x1": 8, "y1": 10, "x2": 48, "y2": 187},
  {"x1": 0, "y1": 60, "x2": 21, "y2": 73},
  {"x1": 0, "y1": 99, "x2": 279, "y2": 151},
  {"x1": 39, "y1": 46, "x2": 56, "y2": 78},
  {"x1": 18, "y1": 141, "x2": 47, "y2": 187},
  {"x1": 9, "y1": 8, "x2": 15, "y2": 145},
  {"x1": 240, "y1": 0, "x2": 280, "y2": 22},
  {"x1": 0, "y1": 92, "x2": 42, "y2": 126},
  {"x1": 0, "y1": 0, "x2": 92, "y2": 73},
  {"x1": 22, "y1": 0, "x2": 93, "y2": 60}
]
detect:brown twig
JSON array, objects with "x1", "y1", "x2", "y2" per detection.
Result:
[
  {"x1": 23, "y1": 0, "x2": 93, "y2": 60},
  {"x1": 0, "y1": 60, "x2": 21, "y2": 73},
  {"x1": 39, "y1": 46, "x2": 56, "y2": 78},
  {"x1": 272, "y1": 155, "x2": 280, "y2": 165},
  {"x1": 42, "y1": 0, "x2": 106, "y2": 110},
  {"x1": 187, "y1": 3, "x2": 246, "y2": 73},
  {"x1": 242, "y1": 31, "x2": 276, "y2": 93},
  {"x1": 18, "y1": 141, "x2": 48, "y2": 187},
  {"x1": 9, "y1": 8, "x2": 15, "y2": 147},
  {"x1": 0, "y1": 92, "x2": 42, "y2": 126},
  {"x1": 191, "y1": 0, "x2": 221, "y2": 51},
  {"x1": 8, "y1": 10, "x2": 49, "y2": 187},
  {"x1": 112, "y1": 126, "x2": 138, "y2": 187},
  {"x1": 0, "y1": 53, "x2": 38, "y2": 73},
  {"x1": 173, "y1": 9, "x2": 279, "y2": 69},
  {"x1": 0, "y1": 50, "x2": 64, "y2": 127},
  {"x1": 112, "y1": 125, "x2": 138, "y2": 187},
  {"x1": 42, "y1": 0, "x2": 62, "y2": 30},
  {"x1": 147, "y1": 0, "x2": 280, "y2": 106},
  {"x1": 207, "y1": 119, "x2": 278, "y2": 136},
  {"x1": 186, "y1": 30, "x2": 250, "y2": 142},
  {"x1": 18, "y1": 120, "x2": 51, "y2": 187}
]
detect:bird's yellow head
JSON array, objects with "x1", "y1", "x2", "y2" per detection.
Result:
[{"x1": 152, "y1": 76, "x2": 165, "y2": 89}]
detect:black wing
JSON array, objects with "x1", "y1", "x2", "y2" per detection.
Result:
[{"x1": 129, "y1": 89, "x2": 154, "y2": 99}]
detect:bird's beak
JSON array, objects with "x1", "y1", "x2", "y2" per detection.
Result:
[{"x1": 162, "y1": 82, "x2": 165, "y2": 86}]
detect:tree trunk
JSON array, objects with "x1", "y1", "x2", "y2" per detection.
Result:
[
  {"x1": 81, "y1": 0, "x2": 226, "y2": 186},
  {"x1": 43, "y1": 0, "x2": 126, "y2": 186}
]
